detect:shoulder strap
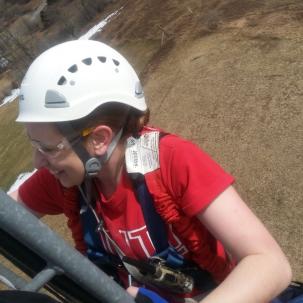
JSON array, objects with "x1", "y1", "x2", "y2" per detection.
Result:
[
  {"x1": 128, "y1": 131, "x2": 171, "y2": 255},
  {"x1": 271, "y1": 282, "x2": 303, "y2": 303},
  {"x1": 131, "y1": 175, "x2": 169, "y2": 254},
  {"x1": 129, "y1": 132, "x2": 188, "y2": 267},
  {"x1": 131, "y1": 172, "x2": 217, "y2": 292}
]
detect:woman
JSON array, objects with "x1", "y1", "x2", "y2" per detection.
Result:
[{"x1": 10, "y1": 40, "x2": 291, "y2": 303}]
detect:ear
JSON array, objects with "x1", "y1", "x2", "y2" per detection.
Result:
[{"x1": 88, "y1": 125, "x2": 113, "y2": 156}]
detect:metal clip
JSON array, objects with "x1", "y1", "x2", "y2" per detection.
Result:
[{"x1": 95, "y1": 221, "x2": 103, "y2": 233}]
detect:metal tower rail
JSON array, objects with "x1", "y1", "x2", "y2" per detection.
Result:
[{"x1": 0, "y1": 189, "x2": 135, "y2": 303}]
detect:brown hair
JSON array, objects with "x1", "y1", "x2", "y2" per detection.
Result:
[{"x1": 58, "y1": 102, "x2": 150, "y2": 138}]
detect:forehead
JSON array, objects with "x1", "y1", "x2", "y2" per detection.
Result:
[{"x1": 25, "y1": 122, "x2": 62, "y2": 142}]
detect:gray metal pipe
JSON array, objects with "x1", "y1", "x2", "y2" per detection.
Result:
[
  {"x1": 21, "y1": 266, "x2": 58, "y2": 292},
  {"x1": 0, "y1": 190, "x2": 135, "y2": 303}
]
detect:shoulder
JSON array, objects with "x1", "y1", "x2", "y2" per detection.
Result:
[
  {"x1": 159, "y1": 132, "x2": 216, "y2": 168},
  {"x1": 142, "y1": 125, "x2": 198, "y2": 152},
  {"x1": 19, "y1": 168, "x2": 65, "y2": 214},
  {"x1": 20, "y1": 168, "x2": 60, "y2": 190},
  {"x1": 150, "y1": 129, "x2": 235, "y2": 216},
  {"x1": 160, "y1": 133, "x2": 196, "y2": 151},
  {"x1": 141, "y1": 126, "x2": 224, "y2": 170}
]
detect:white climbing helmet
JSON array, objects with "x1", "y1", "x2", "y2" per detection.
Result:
[{"x1": 17, "y1": 40, "x2": 146, "y2": 122}]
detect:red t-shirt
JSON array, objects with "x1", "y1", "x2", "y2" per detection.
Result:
[{"x1": 19, "y1": 129, "x2": 234, "y2": 288}]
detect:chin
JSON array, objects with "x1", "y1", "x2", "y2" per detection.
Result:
[
  {"x1": 57, "y1": 174, "x2": 81, "y2": 188},
  {"x1": 60, "y1": 181, "x2": 75, "y2": 188}
]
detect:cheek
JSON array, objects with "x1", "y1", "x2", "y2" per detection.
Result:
[
  {"x1": 67, "y1": 156, "x2": 85, "y2": 183},
  {"x1": 56, "y1": 153, "x2": 86, "y2": 187},
  {"x1": 33, "y1": 149, "x2": 48, "y2": 169}
]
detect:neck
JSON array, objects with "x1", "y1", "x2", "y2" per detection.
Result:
[{"x1": 95, "y1": 138, "x2": 126, "y2": 199}]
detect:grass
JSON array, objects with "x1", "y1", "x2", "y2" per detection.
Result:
[{"x1": 0, "y1": 100, "x2": 33, "y2": 191}]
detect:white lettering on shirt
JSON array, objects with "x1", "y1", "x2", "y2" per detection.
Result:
[
  {"x1": 119, "y1": 226, "x2": 154, "y2": 258},
  {"x1": 98, "y1": 224, "x2": 189, "y2": 259}
]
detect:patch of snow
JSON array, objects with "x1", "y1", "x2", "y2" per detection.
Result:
[
  {"x1": 79, "y1": 7, "x2": 122, "y2": 40},
  {"x1": 29, "y1": 0, "x2": 47, "y2": 23},
  {"x1": 1, "y1": 7, "x2": 123, "y2": 107},
  {"x1": 0, "y1": 88, "x2": 20, "y2": 107}
]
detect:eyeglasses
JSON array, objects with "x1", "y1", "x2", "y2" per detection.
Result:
[
  {"x1": 30, "y1": 138, "x2": 70, "y2": 158},
  {"x1": 29, "y1": 127, "x2": 93, "y2": 158}
]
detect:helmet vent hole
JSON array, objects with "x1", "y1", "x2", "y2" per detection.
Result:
[
  {"x1": 57, "y1": 76, "x2": 67, "y2": 86},
  {"x1": 113, "y1": 59, "x2": 120, "y2": 66},
  {"x1": 82, "y1": 58, "x2": 92, "y2": 65},
  {"x1": 68, "y1": 64, "x2": 78, "y2": 73},
  {"x1": 98, "y1": 56, "x2": 106, "y2": 63}
]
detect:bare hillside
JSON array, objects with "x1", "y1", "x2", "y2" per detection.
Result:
[
  {"x1": 98, "y1": 0, "x2": 303, "y2": 280},
  {"x1": 0, "y1": 0, "x2": 303, "y2": 281}
]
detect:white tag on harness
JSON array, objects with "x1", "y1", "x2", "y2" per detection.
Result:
[{"x1": 125, "y1": 131, "x2": 160, "y2": 175}]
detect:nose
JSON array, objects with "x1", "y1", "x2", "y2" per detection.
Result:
[{"x1": 33, "y1": 149, "x2": 49, "y2": 169}]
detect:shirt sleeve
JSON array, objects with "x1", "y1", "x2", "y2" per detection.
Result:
[
  {"x1": 19, "y1": 168, "x2": 64, "y2": 215},
  {"x1": 159, "y1": 135, "x2": 234, "y2": 217}
]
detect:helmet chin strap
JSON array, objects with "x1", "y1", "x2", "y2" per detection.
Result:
[
  {"x1": 84, "y1": 128, "x2": 123, "y2": 177},
  {"x1": 57, "y1": 124, "x2": 123, "y2": 206},
  {"x1": 78, "y1": 128, "x2": 123, "y2": 207},
  {"x1": 56, "y1": 123, "x2": 123, "y2": 178}
]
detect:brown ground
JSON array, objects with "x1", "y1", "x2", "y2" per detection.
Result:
[
  {"x1": 1, "y1": 0, "x2": 303, "y2": 285},
  {"x1": 98, "y1": 0, "x2": 303, "y2": 281}
]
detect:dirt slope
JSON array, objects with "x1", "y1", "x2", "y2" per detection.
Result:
[
  {"x1": 1, "y1": 0, "x2": 302, "y2": 282},
  {"x1": 97, "y1": 0, "x2": 303, "y2": 280}
]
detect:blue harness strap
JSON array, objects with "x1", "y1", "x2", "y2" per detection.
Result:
[
  {"x1": 79, "y1": 175, "x2": 217, "y2": 291},
  {"x1": 79, "y1": 175, "x2": 185, "y2": 268},
  {"x1": 78, "y1": 130, "x2": 215, "y2": 289},
  {"x1": 79, "y1": 195, "x2": 123, "y2": 284},
  {"x1": 79, "y1": 196, "x2": 121, "y2": 268},
  {"x1": 131, "y1": 175, "x2": 169, "y2": 254},
  {"x1": 130, "y1": 175, "x2": 186, "y2": 268},
  {"x1": 79, "y1": 203, "x2": 107, "y2": 261},
  {"x1": 131, "y1": 176, "x2": 217, "y2": 292},
  {"x1": 79, "y1": 131, "x2": 179, "y2": 264},
  {"x1": 79, "y1": 172, "x2": 303, "y2": 299},
  {"x1": 271, "y1": 282, "x2": 303, "y2": 303}
]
